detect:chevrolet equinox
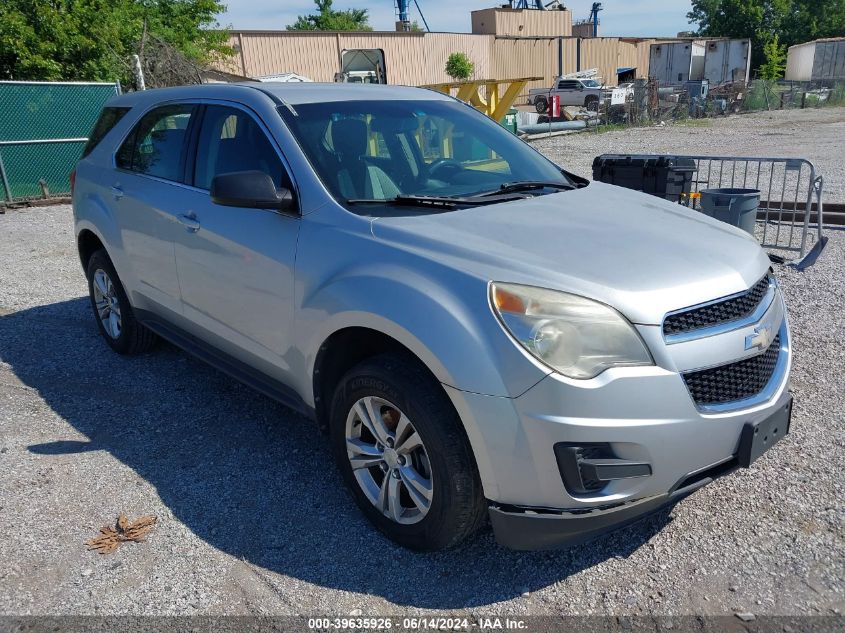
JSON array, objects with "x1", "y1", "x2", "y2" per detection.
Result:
[{"x1": 72, "y1": 83, "x2": 792, "y2": 550}]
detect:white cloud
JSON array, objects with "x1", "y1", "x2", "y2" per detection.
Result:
[{"x1": 219, "y1": 0, "x2": 694, "y2": 36}]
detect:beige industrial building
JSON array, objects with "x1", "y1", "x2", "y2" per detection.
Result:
[{"x1": 217, "y1": 7, "x2": 658, "y2": 93}]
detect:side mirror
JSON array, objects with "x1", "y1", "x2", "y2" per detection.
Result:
[{"x1": 210, "y1": 170, "x2": 293, "y2": 211}]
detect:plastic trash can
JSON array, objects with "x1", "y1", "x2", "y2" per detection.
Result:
[{"x1": 699, "y1": 188, "x2": 760, "y2": 235}]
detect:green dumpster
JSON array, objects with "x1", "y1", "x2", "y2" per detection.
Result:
[{"x1": 501, "y1": 109, "x2": 519, "y2": 135}]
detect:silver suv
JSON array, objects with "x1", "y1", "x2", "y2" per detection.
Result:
[{"x1": 72, "y1": 83, "x2": 792, "y2": 551}]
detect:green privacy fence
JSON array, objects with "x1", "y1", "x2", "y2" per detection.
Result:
[{"x1": 0, "y1": 81, "x2": 121, "y2": 202}]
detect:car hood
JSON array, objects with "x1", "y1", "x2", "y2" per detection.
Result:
[{"x1": 369, "y1": 181, "x2": 771, "y2": 325}]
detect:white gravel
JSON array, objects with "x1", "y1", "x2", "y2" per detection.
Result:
[
  {"x1": 1, "y1": 200, "x2": 843, "y2": 617},
  {"x1": 532, "y1": 107, "x2": 845, "y2": 204}
]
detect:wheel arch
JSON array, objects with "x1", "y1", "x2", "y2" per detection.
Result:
[
  {"x1": 312, "y1": 326, "x2": 443, "y2": 432},
  {"x1": 77, "y1": 228, "x2": 106, "y2": 272}
]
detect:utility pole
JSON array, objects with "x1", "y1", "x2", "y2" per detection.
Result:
[{"x1": 132, "y1": 54, "x2": 146, "y2": 91}]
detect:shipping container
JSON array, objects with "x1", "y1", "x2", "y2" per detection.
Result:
[
  {"x1": 648, "y1": 41, "x2": 703, "y2": 85},
  {"x1": 785, "y1": 41, "x2": 816, "y2": 81},
  {"x1": 786, "y1": 38, "x2": 845, "y2": 82},
  {"x1": 649, "y1": 39, "x2": 750, "y2": 86},
  {"x1": 812, "y1": 39, "x2": 845, "y2": 81},
  {"x1": 702, "y1": 39, "x2": 751, "y2": 84}
]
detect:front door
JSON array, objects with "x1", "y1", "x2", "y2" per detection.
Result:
[{"x1": 174, "y1": 103, "x2": 300, "y2": 382}]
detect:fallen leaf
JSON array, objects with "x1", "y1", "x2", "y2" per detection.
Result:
[{"x1": 85, "y1": 514, "x2": 157, "y2": 554}]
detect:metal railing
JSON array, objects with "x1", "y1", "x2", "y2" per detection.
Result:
[{"x1": 673, "y1": 155, "x2": 824, "y2": 260}]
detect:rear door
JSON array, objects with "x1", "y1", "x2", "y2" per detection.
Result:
[
  {"x1": 173, "y1": 103, "x2": 300, "y2": 383},
  {"x1": 112, "y1": 104, "x2": 197, "y2": 316}
]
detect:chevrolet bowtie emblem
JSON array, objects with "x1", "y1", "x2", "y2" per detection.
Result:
[{"x1": 745, "y1": 323, "x2": 775, "y2": 351}]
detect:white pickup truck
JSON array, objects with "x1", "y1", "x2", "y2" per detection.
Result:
[{"x1": 529, "y1": 77, "x2": 607, "y2": 113}]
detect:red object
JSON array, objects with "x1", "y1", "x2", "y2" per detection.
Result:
[
  {"x1": 550, "y1": 95, "x2": 561, "y2": 118},
  {"x1": 69, "y1": 169, "x2": 76, "y2": 196}
]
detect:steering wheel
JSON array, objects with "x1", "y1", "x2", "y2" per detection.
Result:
[{"x1": 428, "y1": 158, "x2": 464, "y2": 180}]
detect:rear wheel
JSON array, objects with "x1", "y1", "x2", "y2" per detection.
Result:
[
  {"x1": 329, "y1": 353, "x2": 486, "y2": 550},
  {"x1": 585, "y1": 95, "x2": 599, "y2": 111},
  {"x1": 86, "y1": 250, "x2": 157, "y2": 355},
  {"x1": 534, "y1": 96, "x2": 548, "y2": 114}
]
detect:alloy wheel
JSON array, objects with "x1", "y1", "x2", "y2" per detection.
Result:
[
  {"x1": 92, "y1": 269, "x2": 122, "y2": 339},
  {"x1": 345, "y1": 396, "x2": 433, "y2": 524}
]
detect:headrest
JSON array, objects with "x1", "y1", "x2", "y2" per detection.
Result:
[{"x1": 330, "y1": 118, "x2": 368, "y2": 159}]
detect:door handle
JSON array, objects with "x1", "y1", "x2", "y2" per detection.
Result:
[
  {"x1": 177, "y1": 214, "x2": 201, "y2": 233},
  {"x1": 110, "y1": 185, "x2": 124, "y2": 200}
]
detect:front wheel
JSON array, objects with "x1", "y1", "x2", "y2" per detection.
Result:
[{"x1": 329, "y1": 353, "x2": 486, "y2": 550}]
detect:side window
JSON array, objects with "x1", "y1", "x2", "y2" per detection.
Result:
[
  {"x1": 193, "y1": 105, "x2": 291, "y2": 191},
  {"x1": 116, "y1": 104, "x2": 194, "y2": 182},
  {"x1": 82, "y1": 107, "x2": 130, "y2": 158}
]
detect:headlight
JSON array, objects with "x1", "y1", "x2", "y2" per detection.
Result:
[{"x1": 490, "y1": 282, "x2": 653, "y2": 379}]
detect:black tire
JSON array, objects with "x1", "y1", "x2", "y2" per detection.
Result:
[
  {"x1": 534, "y1": 97, "x2": 548, "y2": 114},
  {"x1": 329, "y1": 353, "x2": 487, "y2": 551},
  {"x1": 585, "y1": 95, "x2": 599, "y2": 111},
  {"x1": 86, "y1": 249, "x2": 157, "y2": 355}
]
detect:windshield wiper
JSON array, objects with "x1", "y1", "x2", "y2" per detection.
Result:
[
  {"x1": 347, "y1": 193, "x2": 527, "y2": 209},
  {"x1": 475, "y1": 181, "x2": 577, "y2": 197}
]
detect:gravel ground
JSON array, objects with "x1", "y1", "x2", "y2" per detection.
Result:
[
  {"x1": 531, "y1": 107, "x2": 845, "y2": 204},
  {"x1": 1, "y1": 198, "x2": 843, "y2": 618}
]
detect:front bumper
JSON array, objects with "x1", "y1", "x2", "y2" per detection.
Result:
[
  {"x1": 488, "y1": 390, "x2": 791, "y2": 550},
  {"x1": 489, "y1": 475, "x2": 708, "y2": 551},
  {"x1": 443, "y1": 291, "x2": 792, "y2": 550}
]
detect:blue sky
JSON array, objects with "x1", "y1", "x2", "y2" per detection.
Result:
[{"x1": 217, "y1": 0, "x2": 696, "y2": 37}]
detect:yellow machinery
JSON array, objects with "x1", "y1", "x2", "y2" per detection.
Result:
[{"x1": 424, "y1": 77, "x2": 542, "y2": 123}]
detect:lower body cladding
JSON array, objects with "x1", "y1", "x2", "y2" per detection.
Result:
[{"x1": 444, "y1": 300, "x2": 792, "y2": 551}]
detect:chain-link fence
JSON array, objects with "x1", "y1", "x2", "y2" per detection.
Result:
[
  {"x1": 591, "y1": 78, "x2": 845, "y2": 130},
  {"x1": 0, "y1": 81, "x2": 121, "y2": 203}
]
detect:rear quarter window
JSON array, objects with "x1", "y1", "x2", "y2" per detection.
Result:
[{"x1": 81, "y1": 107, "x2": 131, "y2": 158}]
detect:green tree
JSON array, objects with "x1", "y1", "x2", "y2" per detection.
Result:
[
  {"x1": 445, "y1": 52, "x2": 474, "y2": 80},
  {"x1": 687, "y1": 0, "x2": 845, "y2": 71},
  {"x1": 759, "y1": 34, "x2": 787, "y2": 79},
  {"x1": 0, "y1": 0, "x2": 231, "y2": 83},
  {"x1": 287, "y1": 0, "x2": 372, "y2": 31}
]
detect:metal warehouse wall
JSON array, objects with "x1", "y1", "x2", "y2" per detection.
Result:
[
  {"x1": 579, "y1": 37, "x2": 655, "y2": 85},
  {"x1": 222, "y1": 31, "x2": 655, "y2": 89},
  {"x1": 225, "y1": 32, "x2": 339, "y2": 79},
  {"x1": 225, "y1": 31, "x2": 494, "y2": 85},
  {"x1": 491, "y1": 38, "x2": 559, "y2": 94}
]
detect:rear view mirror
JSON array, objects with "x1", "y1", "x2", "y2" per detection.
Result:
[
  {"x1": 370, "y1": 116, "x2": 419, "y2": 134},
  {"x1": 210, "y1": 171, "x2": 293, "y2": 211}
]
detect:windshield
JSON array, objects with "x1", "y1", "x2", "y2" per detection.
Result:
[
  {"x1": 581, "y1": 80, "x2": 601, "y2": 88},
  {"x1": 277, "y1": 99, "x2": 572, "y2": 209}
]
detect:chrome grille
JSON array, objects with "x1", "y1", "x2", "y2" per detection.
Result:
[
  {"x1": 663, "y1": 276, "x2": 771, "y2": 336},
  {"x1": 682, "y1": 334, "x2": 781, "y2": 407}
]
